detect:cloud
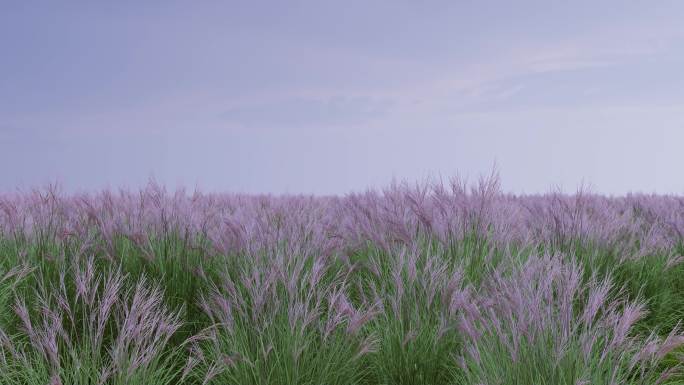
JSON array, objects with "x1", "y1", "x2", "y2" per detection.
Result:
[
  {"x1": 526, "y1": 58, "x2": 616, "y2": 73},
  {"x1": 220, "y1": 96, "x2": 393, "y2": 128}
]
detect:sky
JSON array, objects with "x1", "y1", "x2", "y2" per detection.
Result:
[{"x1": 2, "y1": 1, "x2": 684, "y2": 195}]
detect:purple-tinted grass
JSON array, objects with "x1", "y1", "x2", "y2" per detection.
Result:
[
  {"x1": 2, "y1": 177, "x2": 684, "y2": 262},
  {"x1": 187, "y1": 248, "x2": 378, "y2": 385},
  {"x1": 1, "y1": 175, "x2": 684, "y2": 383},
  {"x1": 0, "y1": 258, "x2": 183, "y2": 385},
  {"x1": 458, "y1": 253, "x2": 684, "y2": 385}
]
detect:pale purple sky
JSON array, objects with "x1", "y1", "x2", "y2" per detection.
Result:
[{"x1": 2, "y1": 1, "x2": 684, "y2": 195}]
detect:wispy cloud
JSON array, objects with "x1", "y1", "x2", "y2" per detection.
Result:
[
  {"x1": 526, "y1": 57, "x2": 615, "y2": 73},
  {"x1": 364, "y1": 23, "x2": 681, "y2": 117},
  {"x1": 219, "y1": 96, "x2": 393, "y2": 129}
]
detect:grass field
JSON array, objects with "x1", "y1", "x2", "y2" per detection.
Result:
[{"x1": 2, "y1": 176, "x2": 684, "y2": 384}]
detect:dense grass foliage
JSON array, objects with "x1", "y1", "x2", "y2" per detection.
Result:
[{"x1": 3, "y1": 177, "x2": 684, "y2": 384}]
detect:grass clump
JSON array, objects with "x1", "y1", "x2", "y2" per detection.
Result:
[
  {"x1": 189, "y1": 252, "x2": 376, "y2": 385},
  {"x1": 457, "y1": 254, "x2": 684, "y2": 385},
  {"x1": 0, "y1": 259, "x2": 184, "y2": 385}
]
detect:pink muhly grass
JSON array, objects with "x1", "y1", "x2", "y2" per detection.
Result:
[
  {"x1": 0, "y1": 259, "x2": 183, "y2": 384},
  {"x1": 192, "y1": 249, "x2": 378, "y2": 385},
  {"x1": 461, "y1": 253, "x2": 684, "y2": 384}
]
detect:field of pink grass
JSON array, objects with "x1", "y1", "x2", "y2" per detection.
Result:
[{"x1": 2, "y1": 175, "x2": 684, "y2": 384}]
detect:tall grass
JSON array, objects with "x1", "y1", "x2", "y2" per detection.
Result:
[
  {"x1": 1, "y1": 177, "x2": 684, "y2": 384},
  {"x1": 190, "y1": 251, "x2": 376, "y2": 385},
  {"x1": 457, "y1": 254, "x2": 683, "y2": 385},
  {"x1": 0, "y1": 259, "x2": 184, "y2": 385},
  {"x1": 351, "y1": 244, "x2": 472, "y2": 385}
]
